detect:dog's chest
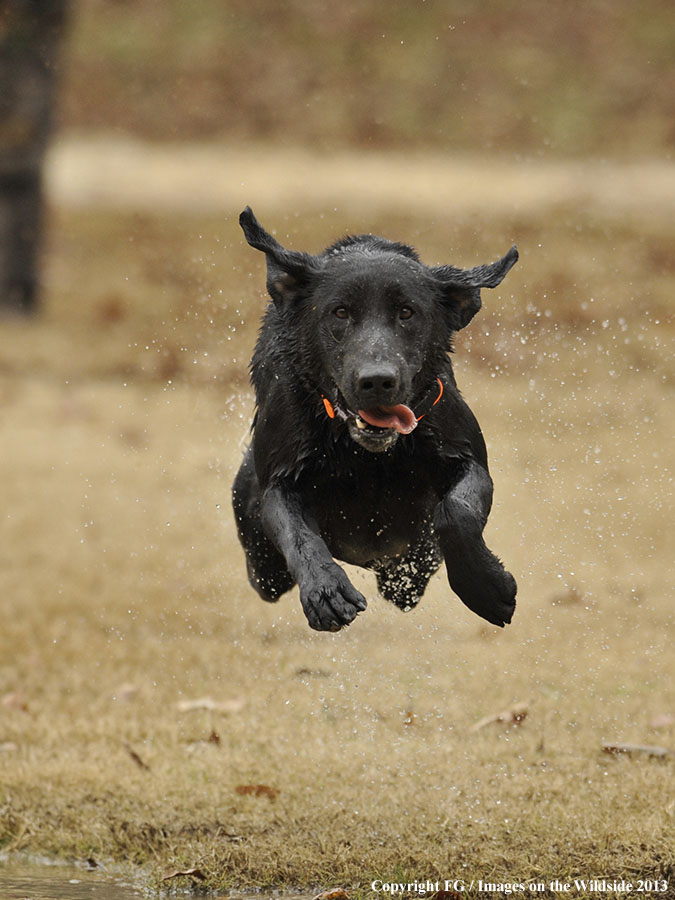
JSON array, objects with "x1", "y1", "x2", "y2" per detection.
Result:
[{"x1": 301, "y1": 460, "x2": 438, "y2": 565}]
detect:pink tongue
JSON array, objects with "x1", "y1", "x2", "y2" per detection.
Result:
[{"x1": 358, "y1": 404, "x2": 418, "y2": 434}]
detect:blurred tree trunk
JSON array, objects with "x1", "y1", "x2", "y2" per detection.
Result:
[{"x1": 0, "y1": 0, "x2": 68, "y2": 314}]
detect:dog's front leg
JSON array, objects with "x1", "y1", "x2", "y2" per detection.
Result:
[
  {"x1": 434, "y1": 460, "x2": 517, "y2": 627},
  {"x1": 261, "y1": 483, "x2": 367, "y2": 631}
]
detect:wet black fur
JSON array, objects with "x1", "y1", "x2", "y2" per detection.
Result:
[{"x1": 232, "y1": 207, "x2": 519, "y2": 631}]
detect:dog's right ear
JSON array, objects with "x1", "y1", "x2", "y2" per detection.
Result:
[{"x1": 239, "y1": 207, "x2": 319, "y2": 305}]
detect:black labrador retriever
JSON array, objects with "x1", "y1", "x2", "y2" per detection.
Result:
[{"x1": 232, "y1": 207, "x2": 518, "y2": 632}]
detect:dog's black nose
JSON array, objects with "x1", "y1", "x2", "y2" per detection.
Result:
[{"x1": 356, "y1": 365, "x2": 400, "y2": 402}]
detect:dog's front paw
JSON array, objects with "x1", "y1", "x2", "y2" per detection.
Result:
[{"x1": 299, "y1": 565, "x2": 367, "y2": 631}]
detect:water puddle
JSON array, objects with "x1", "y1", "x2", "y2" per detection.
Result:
[
  {"x1": 0, "y1": 860, "x2": 313, "y2": 900},
  {"x1": 0, "y1": 862, "x2": 143, "y2": 900}
]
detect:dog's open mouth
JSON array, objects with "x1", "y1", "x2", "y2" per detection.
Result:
[
  {"x1": 346, "y1": 403, "x2": 417, "y2": 452},
  {"x1": 325, "y1": 390, "x2": 418, "y2": 451},
  {"x1": 356, "y1": 404, "x2": 417, "y2": 435}
]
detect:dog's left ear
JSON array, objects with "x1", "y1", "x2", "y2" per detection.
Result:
[
  {"x1": 431, "y1": 245, "x2": 518, "y2": 330},
  {"x1": 239, "y1": 206, "x2": 320, "y2": 305}
]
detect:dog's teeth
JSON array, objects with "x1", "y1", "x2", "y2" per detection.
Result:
[{"x1": 355, "y1": 417, "x2": 367, "y2": 430}]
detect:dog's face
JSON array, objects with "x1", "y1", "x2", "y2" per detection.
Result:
[
  {"x1": 240, "y1": 207, "x2": 518, "y2": 452},
  {"x1": 310, "y1": 251, "x2": 442, "y2": 451}
]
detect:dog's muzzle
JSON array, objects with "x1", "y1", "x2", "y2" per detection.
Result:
[{"x1": 321, "y1": 377, "x2": 443, "y2": 453}]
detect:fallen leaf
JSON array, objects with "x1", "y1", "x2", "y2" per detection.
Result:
[
  {"x1": 470, "y1": 702, "x2": 529, "y2": 732},
  {"x1": 124, "y1": 744, "x2": 150, "y2": 770},
  {"x1": 551, "y1": 587, "x2": 583, "y2": 606},
  {"x1": 295, "y1": 667, "x2": 332, "y2": 678},
  {"x1": 1, "y1": 691, "x2": 28, "y2": 712},
  {"x1": 161, "y1": 868, "x2": 207, "y2": 883},
  {"x1": 649, "y1": 713, "x2": 674, "y2": 729},
  {"x1": 157, "y1": 346, "x2": 183, "y2": 381},
  {"x1": 97, "y1": 295, "x2": 126, "y2": 324},
  {"x1": 235, "y1": 784, "x2": 279, "y2": 800},
  {"x1": 602, "y1": 742, "x2": 670, "y2": 758},
  {"x1": 311, "y1": 890, "x2": 349, "y2": 900},
  {"x1": 176, "y1": 697, "x2": 245, "y2": 714},
  {"x1": 119, "y1": 428, "x2": 145, "y2": 448},
  {"x1": 113, "y1": 683, "x2": 137, "y2": 702}
]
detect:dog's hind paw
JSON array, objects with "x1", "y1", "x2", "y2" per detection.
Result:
[
  {"x1": 299, "y1": 566, "x2": 367, "y2": 631},
  {"x1": 448, "y1": 560, "x2": 517, "y2": 628},
  {"x1": 246, "y1": 560, "x2": 294, "y2": 603}
]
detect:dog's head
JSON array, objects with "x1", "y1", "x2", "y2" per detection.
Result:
[{"x1": 240, "y1": 206, "x2": 518, "y2": 452}]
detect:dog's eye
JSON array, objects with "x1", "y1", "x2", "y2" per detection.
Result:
[
  {"x1": 334, "y1": 306, "x2": 349, "y2": 320},
  {"x1": 399, "y1": 306, "x2": 414, "y2": 320}
]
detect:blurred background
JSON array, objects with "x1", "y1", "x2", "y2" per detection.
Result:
[
  {"x1": 60, "y1": 0, "x2": 675, "y2": 154},
  {"x1": 0, "y1": 0, "x2": 673, "y2": 885}
]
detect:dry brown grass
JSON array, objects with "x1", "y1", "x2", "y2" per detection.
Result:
[{"x1": 0, "y1": 154, "x2": 673, "y2": 896}]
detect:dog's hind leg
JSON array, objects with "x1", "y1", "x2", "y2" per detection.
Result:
[
  {"x1": 374, "y1": 539, "x2": 442, "y2": 612},
  {"x1": 232, "y1": 447, "x2": 295, "y2": 602},
  {"x1": 434, "y1": 460, "x2": 517, "y2": 627}
]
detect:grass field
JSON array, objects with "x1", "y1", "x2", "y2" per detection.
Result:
[{"x1": 0, "y1": 145, "x2": 673, "y2": 897}]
